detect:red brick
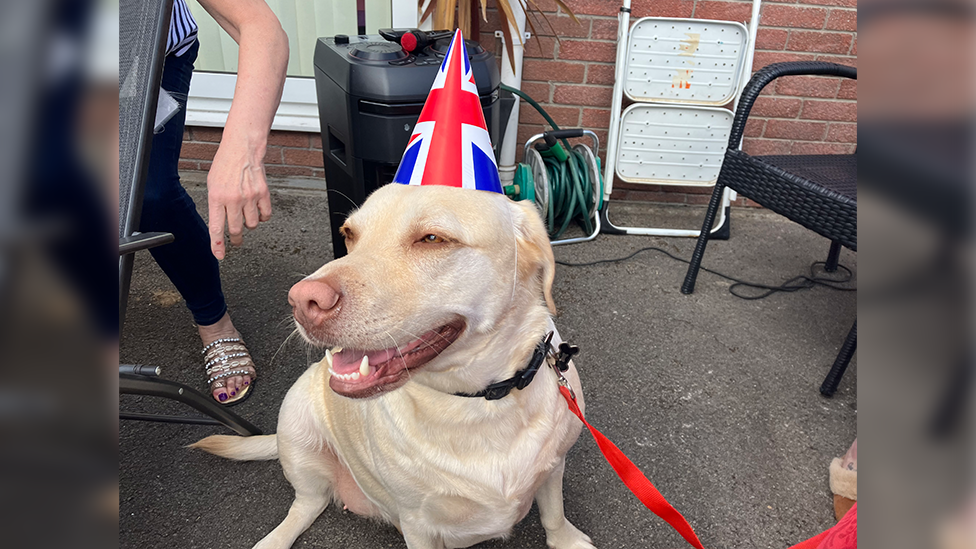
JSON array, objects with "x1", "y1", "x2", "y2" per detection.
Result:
[
  {"x1": 519, "y1": 104, "x2": 580, "y2": 127},
  {"x1": 751, "y1": 51, "x2": 817, "y2": 71},
  {"x1": 798, "y1": 0, "x2": 855, "y2": 7},
  {"x1": 816, "y1": 55, "x2": 856, "y2": 67},
  {"x1": 581, "y1": 107, "x2": 611, "y2": 128},
  {"x1": 178, "y1": 160, "x2": 199, "y2": 171},
  {"x1": 787, "y1": 31, "x2": 853, "y2": 54},
  {"x1": 264, "y1": 145, "x2": 282, "y2": 164},
  {"x1": 558, "y1": 39, "x2": 616, "y2": 62},
  {"x1": 312, "y1": 169, "x2": 325, "y2": 179},
  {"x1": 267, "y1": 131, "x2": 309, "y2": 148},
  {"x1": 776, "y1": 75, "x2": 840, "y2": 98},
  {"x1": 553, "y1": 84, "x2": 614, "y2": 107},
  {"x1": 519, "y1": 81, "x2": 551, "y2": 103},
  {"x1": 310, "y1": 134, "x2": 323, "y2": 149},
  {"x1": 743, "y1": 138, "x2": 792, "y2": 155},
  {"x1": 589, "y1": 19, "x2": 619, "y2": 41},
  {"x1": 180, "y1": 142, "x2": 219, "y2": 161},
  {"x1": 826, "y1": 122, "x2": 857, "y2": 143},
  {"x1": 753, "y1": 96, "x2": 803, "y2": 118},
  {"x1": 631, "y1": 0, "x2": 696, "y2": 18},
  {"x1": 681, "y1": 185, "x2": 716, "y2": 194},
  {"x1": 837, "y1": 79, "x2": 857, "y2": 99},
  {"x1": 761, "y1": 5, "x2": 827, "y2": 28},
  {"x1": 825, "y1": 9, "x2": 857, "y2": 31},
  {"x1": 800, "y1": 100, "x2": 857, "y2": 121},
  {"x1": 479, "y1": 32, "x2": 497, "y2": 54},
  {"x1": 586, "y1": 63, "x2": 616, "y2": 85},
  {"x1": 694, "y1": 1, "x2": 753, "y2": 22},
  {"x1": 744, "y1": 118, "x2": 765, "y2": 137},
  {"x1": 764, "y1": 119, "x2": 827, "y2": 140},
  {"x1": 264, "y1": 165, "x2": 315, "y2": 177},
  {"x1": 849, "y1": 37, "x2": 856, "y2": 55},
  {"x1": 190, "y1": 126, "x2": 223, "y2": 142},
  {"x1": 517, "y1": 125, "x2": 547, "y2": 146},
  {"x1": 522, "y1": 59, "x2": 586, "y2": 83},
  {"x1": 182, "y1": 128, "x2": 191, "y2": 141},
  {"x1": 283, "y1": 148, "x2": 325, "y2": 168},
  {"x1": 625, "y1": 189, "x2": 687, "y2": 204},
  {"x1": 567, "y1": 0, "x2": 618, "y2": 16},
  {"x1": 791, "y1": 142, "x2": 854, "y2": 154},
  {"x1": 756, "y1": 28, "x2": 789, "y2": 50},
  {"x1": 528, "y1": 13, "x2": 589, "y2": 38},
  {"x1": 523, "y1": 36, "x2": 558, "y2": 59},
  {"x1": 199, "y1": 161, "x2": 213, "y2": 172},
  {"x1": 527, "y1": 0, "x2": 558, "y2": 12}
]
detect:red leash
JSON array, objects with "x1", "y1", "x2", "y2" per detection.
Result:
[{"x1": 558, "y1": 386, "x2": 706, "y2": 549}]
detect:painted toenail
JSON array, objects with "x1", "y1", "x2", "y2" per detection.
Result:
[
  {"x1": 231, "y1": 391, "x2": 236, "y2": 396},
  {"x1": 218, "y1": 393, "x2": 228, "y2": 401},
  {"x1": 244, "y1": 381, "x2": 249, "y2": 386}
]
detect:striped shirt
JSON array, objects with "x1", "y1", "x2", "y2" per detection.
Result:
[{"x1": 166, "y1": 0, "x2": 198, "y2": 57}]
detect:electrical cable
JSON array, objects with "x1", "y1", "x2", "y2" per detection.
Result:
[
  {"x1": 501, "y1": 83, "x2": 599, "y2": 239},
  {"x1": 556, "y1": 246, "x2": 855, "y2": 300}
]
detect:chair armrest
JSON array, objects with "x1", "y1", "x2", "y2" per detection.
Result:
[
  {"x1": 729, "y1": 62, "x2": 857, "y2": 148},
  {"x1": 119, "y1": 231, "x2": 174, "y2": 256}
]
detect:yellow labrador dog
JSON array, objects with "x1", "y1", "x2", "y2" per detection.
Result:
[{"x1": 192, "y1": 184, "x2": 593, "y2": 549}]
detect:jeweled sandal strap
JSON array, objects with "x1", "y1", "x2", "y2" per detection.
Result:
[{"x1": 201, "y1": 337, "x2": 242, "y2": 354}]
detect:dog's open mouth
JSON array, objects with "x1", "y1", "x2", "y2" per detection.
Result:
[{"x1": 324, "y1": 320, "x2": 465, "y2": 398}]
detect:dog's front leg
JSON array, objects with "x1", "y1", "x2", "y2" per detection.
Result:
[
  {"x1": 535, "y1": 458, "x2": 596, "y2": 549},
  {"x1": 252, "y1": 485, "x2": 330, "y2": 549},
  {"x1": 401, "y1": 521, "x2": 446, "y2": 549}
]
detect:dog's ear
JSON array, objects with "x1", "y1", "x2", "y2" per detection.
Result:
[{"x1": 510, "y1": 200, "x2": 556, "y2": 314}]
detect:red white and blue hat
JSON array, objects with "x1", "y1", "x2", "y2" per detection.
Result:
[{"x1": 392, "y1": 29, "x2": 502, "y2": 194}]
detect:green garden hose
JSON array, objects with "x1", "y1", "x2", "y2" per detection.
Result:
[{"x1": 500, "y1": 83, "x2": 602, "y2": 240}]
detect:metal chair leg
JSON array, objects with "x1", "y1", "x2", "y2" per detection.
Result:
[
  {"x1": 820, "y1": 320, "x2": 857, "y2": 397},
  {"x1": 825, "y1": 241, "x2": 842, "y2": 272},
  {"x1": 681, "y1": 183, "x2": 727, "y2": 294},
  {"x1": 120, "y1": 373, "x2": 262, "y2": 436}
]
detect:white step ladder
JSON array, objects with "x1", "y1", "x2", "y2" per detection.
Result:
[{"x1": 600, "y1": 0, "x2": 762, "y2": 237}]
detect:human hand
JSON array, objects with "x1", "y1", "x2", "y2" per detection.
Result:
[{"x1": 206, "y1": 134, "x2": 272, "y2": 259}]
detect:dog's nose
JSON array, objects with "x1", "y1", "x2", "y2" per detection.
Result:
[{"x1": 288, "y1": 278, "x2": 342, "y2": 326}]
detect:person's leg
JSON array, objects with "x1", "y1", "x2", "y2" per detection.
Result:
[{"x1": 139, "y1": 41, "x2": 253, "y2": 402}]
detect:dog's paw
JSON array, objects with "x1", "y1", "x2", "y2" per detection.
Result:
[{"x1": 545, "y1": 520, "x2": 596, "y2": 549}]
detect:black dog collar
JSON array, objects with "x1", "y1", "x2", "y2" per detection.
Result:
[{"x1": 455, "y1": 332, "x2": 579, "y2": 401}]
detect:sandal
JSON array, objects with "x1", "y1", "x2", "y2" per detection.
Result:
[{"x1": 202, "y1": 337, "x2": 257, "y2": 405}]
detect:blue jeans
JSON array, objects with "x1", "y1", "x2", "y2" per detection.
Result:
[{"x1": 140, "y1": 40, "x2": 227, "y2": 326}]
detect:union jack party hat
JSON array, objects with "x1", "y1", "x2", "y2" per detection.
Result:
[{"x1": 392, "y1": 29, "x2": 502, "y2": 194}]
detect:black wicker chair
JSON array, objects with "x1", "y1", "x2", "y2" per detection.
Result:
[{"x1": 680, "y1": 61, "x2": 857, "y2": 397}]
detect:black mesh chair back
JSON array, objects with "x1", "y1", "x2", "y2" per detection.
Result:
[{"x1": 119, "y1": 0, "x2": 175, "y2": 326}]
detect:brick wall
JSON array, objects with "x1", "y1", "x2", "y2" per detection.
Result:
[
  {"x1": 180, "y1": 0, "x2": 856, "y2": 207},
  {"x1": 179, "y1": 126, "x2": 326, "y2": 179}
]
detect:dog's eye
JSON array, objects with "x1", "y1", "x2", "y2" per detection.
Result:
[{"x1": 419, "y1": 234, "x2": 445, "y2": 244}]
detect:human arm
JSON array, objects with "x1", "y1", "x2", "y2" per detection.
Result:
[{"x1": 197, "y1": 0, "x2": 289, "y2": 259}]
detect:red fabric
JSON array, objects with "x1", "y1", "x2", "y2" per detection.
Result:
[
  {"x1": 788, "y1": 502, "x2": 857, "y2": 549},
  {"x1": 559, "y1": 386, "x2": 706, "y2": 549}
]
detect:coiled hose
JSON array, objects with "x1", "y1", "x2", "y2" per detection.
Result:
[{"x1": 500, "y1": 83, "x2": 601, "y2": 239}]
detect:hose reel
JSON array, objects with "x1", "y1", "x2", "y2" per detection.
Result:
[{"x1": 504, "y1": 128, "x2": 604, "y2": 242}]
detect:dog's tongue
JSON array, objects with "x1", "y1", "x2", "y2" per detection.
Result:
[{"x1": 331, "y1": 347, "x2": 397, "y2": 374}]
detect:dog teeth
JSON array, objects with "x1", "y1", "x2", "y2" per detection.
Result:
[
  {"x1": 327, "y1": 367, "x2": 361, "y2": 382},
  {"x1": 359, "y1": 356, "x2": 370, "y2": 376},
  {"x1": 325, "y1": 349, "x2": 333, "y2": 367},
  {"x1": 331, "y1": 346, "x2": 343, "y2": 354}
]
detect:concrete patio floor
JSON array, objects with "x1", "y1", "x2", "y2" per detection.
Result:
[{"x1": 120, "y1": 177, "x2": 856, "y2": 549}]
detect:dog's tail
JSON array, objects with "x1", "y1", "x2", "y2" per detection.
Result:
[{"x1": 188, "y1": 434, "x2": 278, "y2": 461}]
